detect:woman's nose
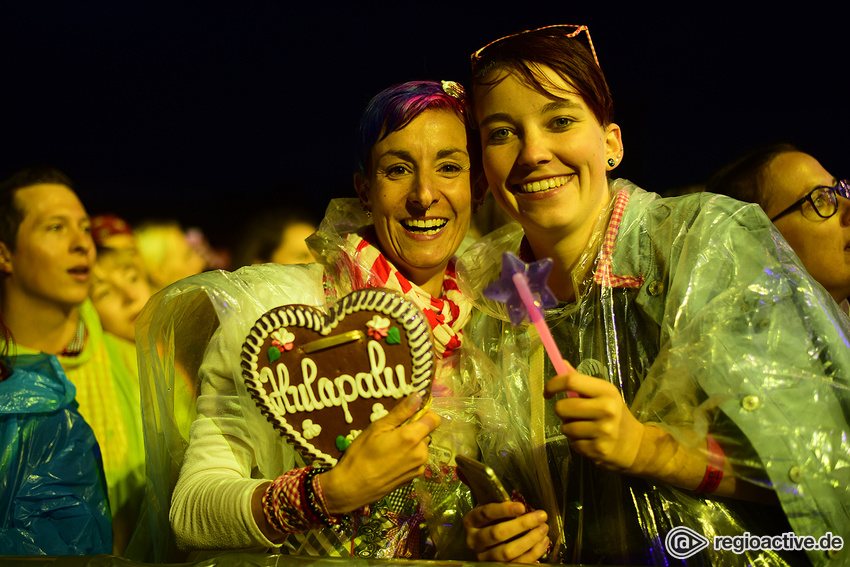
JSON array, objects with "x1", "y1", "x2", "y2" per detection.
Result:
[
  {"x1": 409, "y1": 171, "x2": 438, "y2": 211},
  {"x1": 517, "y1": 131, "x2": 552, "y2": 166}
]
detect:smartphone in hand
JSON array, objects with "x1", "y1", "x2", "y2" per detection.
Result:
[{"x1": 456, "y1": 455, "x2": 510, "y2": 505}]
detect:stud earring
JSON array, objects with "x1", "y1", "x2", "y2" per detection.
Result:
[{"x1": 608, "y1": 158, "x2": 616, "y2": 167}]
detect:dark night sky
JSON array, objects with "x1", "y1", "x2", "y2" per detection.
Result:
[{"x1": 2, "y1": 2, "x2": 847, "y2": 248}]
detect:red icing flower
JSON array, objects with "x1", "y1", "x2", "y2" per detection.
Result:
[
  {"x1": 367, "y1": 327, "x2": 388, "y2": 340},
  {"x1": 270, "y1": 329, "x2": 295, "y2": 351},
  {"x1": 365, "y1": 315, "x2": 390, "y2": 340}
]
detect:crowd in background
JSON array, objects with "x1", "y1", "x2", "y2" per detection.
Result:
[{"x1": 0, "y1": 167, "x2": 326, "y2": 555}]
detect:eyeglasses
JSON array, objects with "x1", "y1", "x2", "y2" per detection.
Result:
[
  {"x1": 471, "y1": 24, "x2": 600, "y2": 69},
  {"x1": 770, "y1": 180, "x2": 850, "y2": 222}
]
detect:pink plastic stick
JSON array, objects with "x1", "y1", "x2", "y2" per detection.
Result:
[{"x1": 512, "y1": 272, "x2": 576, "y2": 377}]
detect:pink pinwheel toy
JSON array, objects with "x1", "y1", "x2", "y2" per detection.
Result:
[{"x1": 483, "y1": 252, "x2": 576, "y2": 380}]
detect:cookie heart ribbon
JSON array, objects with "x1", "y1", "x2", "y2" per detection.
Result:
[{"x1": 241, "y1": 289, "x2": 434, "y2": 467}]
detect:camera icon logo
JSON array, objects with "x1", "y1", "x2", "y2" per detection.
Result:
[{"x1": 665, "y1": 526, "x2": 710, "y2": 559}]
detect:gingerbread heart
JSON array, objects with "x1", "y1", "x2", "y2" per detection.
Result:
[{"x1": 241, "y1": 289, "x2": 434, "y2": 467}]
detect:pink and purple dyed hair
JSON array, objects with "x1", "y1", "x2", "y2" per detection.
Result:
[{"x1": 355, "y1": 80, "x2": 468, "y2": 176}]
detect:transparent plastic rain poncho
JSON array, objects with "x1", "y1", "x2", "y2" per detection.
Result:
[
  {"x1": 456, "y1": 179, "x2": 850, "y2": 566},
  {"x1": 136, "y1": 198, "x2": 477, "y2": 562},
  {"x1": 0, "y1": 353, "x2": 112, "y2": 555}
]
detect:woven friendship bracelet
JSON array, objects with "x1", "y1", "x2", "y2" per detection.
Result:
[
  {"x1": 261, "y1": 477, "x2": 287, "y2": 533},
  {"x1": 695, "y1": 435, "x2": 725, "y2": 494},
  {"x1": 262, "y1": 467, "x2": 324, "y2": 533}
]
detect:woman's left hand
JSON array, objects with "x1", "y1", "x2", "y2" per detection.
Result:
[
  {"x1": 463, "y1": 502, "x2": 550, "y2": 564},
  {"x1": 544, "y1": 370, "x2": 644, "y2": 473}
]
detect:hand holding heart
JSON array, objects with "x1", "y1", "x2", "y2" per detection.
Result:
[{"x1": 320, "y1": 392, "x2": 440, "y2": 514}]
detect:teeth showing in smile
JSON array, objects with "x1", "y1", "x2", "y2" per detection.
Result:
[
  {"x1": 517, "y1": 176, "x2": 570, "y2": 194},
  {"x1": 402, "y1": 218, "x2": 447, "y2": 235}
]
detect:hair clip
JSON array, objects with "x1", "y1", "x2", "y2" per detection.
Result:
[{"x1": 441, "y1": 80, "x2": 465, "y2": 100}]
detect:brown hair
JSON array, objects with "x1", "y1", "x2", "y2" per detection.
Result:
[
  {"x1": 470, "y1": 27, "x2": 614, "y2": 127},
  {"x1": 0, "y1": 164, "x2": 74, "y2": 251},
  {"x1": 706, "y1": 143, "x2": 799, "y2": 211}
]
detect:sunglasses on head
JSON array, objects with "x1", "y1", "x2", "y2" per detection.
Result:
[{"x1": 471, "y1": 24, "x2": 599, "y2": 69}]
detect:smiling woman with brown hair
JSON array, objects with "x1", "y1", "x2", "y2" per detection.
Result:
[{"x1": 456, "y1": 25, "x2": 850, "y2": 565}]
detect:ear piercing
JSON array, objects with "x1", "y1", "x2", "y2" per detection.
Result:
[{"x1": 608, "y1": 150, "x2": 624, "y2": 168}]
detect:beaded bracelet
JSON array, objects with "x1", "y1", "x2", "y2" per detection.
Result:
[
  {"x1": 302, "y1": 466, "x2": 337, "y2": 529},
  {"x1": 695, "y1": 435, "x2": 725, "y2": 493},
  {"x1": 307, "y1": 468, "x2": 370, "y2": 529}
]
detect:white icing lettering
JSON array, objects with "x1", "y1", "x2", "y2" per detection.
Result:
[
  {"x1": 395, "y1": 364, "x2": 413, "y2": 396},
  {"x1": 318, "y1": 377, "x2": 339, "y2": 408},
  {"x1": 356, "y1": 371, "x2": 382, "y2": 398},
  {"x1": 383, "y1": 368, "x2": 400, "y2": 398},
  {"x1": 263, "y1": 340, "x2": 411, "y2": 424},
  {"x1": 334, "y1": 374, "x2": 357, "y2": 423},
  {"x1": 276, "y1": 364, "x2": 297, "y2": 413},
  {"x1": 289, "y1": 389, "x2": 303, "y2": 411},
  {"x1": 301, "y1": 359, "x2": 324, "y2": 411},
  {"x1": 368, "y1": 340, "x2": 391, "y2": 396},
  {"x1": 379, "y1": 365, "x2": 413, "y2": 399},
  {"x1": 296, "y1": 384, "x2": 314, "y2": 411},
  {"x1": 259, "y1": 365, "x2": 297, "y2": 415}
]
